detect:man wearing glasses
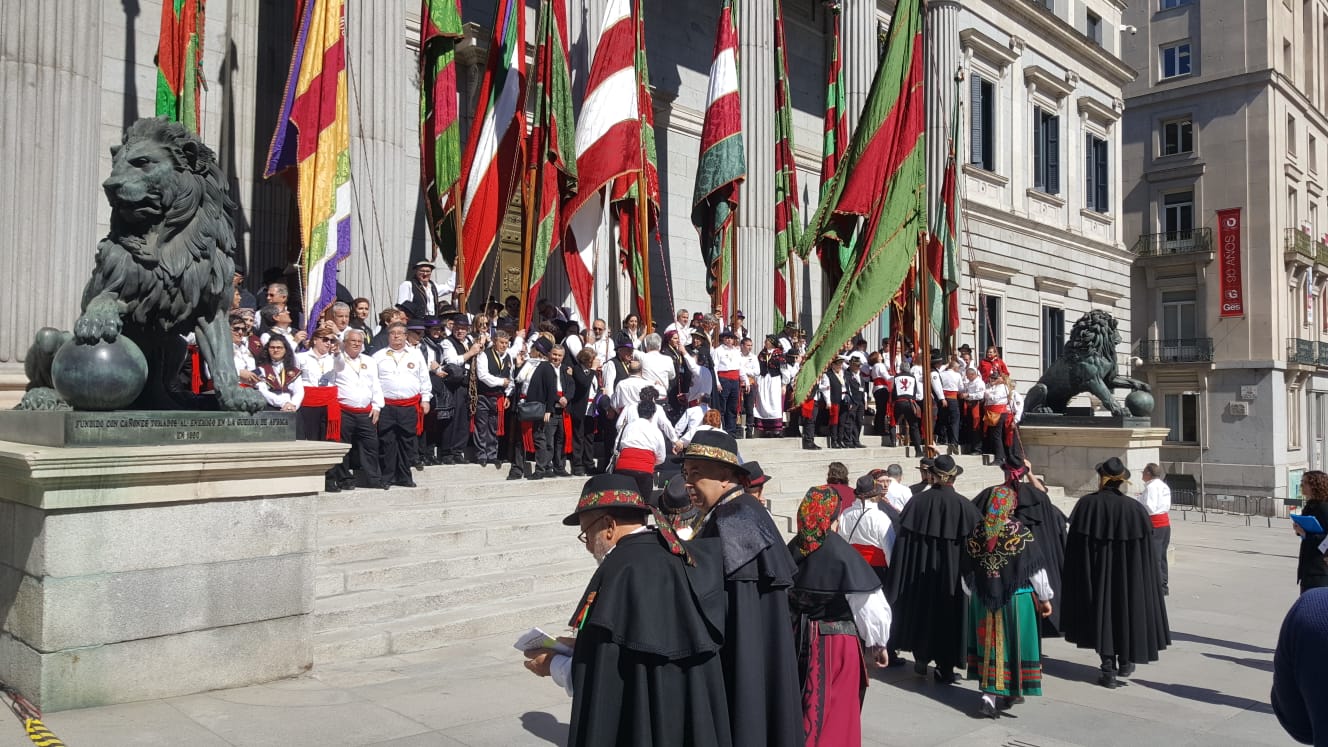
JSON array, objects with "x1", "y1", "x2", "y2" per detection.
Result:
[{"x1": 331, "y1": 329, "x2": 385, "y2": 490}]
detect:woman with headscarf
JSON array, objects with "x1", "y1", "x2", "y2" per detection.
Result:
[
  {"x1": 788, "y1": 486, "x2": 892, "y2": 747},
  {"x1": 963, "y1": 460, "x2": 1056, "y2": 718}
]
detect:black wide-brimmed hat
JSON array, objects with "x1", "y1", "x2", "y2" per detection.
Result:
[
  {"x1": 1095, "y1": 457, "x2": 1130, "y2": 480},
  {"x1": 530, "y1": 336, "x2": 553, "y2": 355},
  {"x1": 450, "y1": 313, "x2": 471, "y2": 327},
  {"x1": 743, "y1": 461, "x2": 769, "y2": 487},
  {"x1": 854, "y1": 473, "x2": 883, "y2": 498},
  {"x1": 930, "y1": 454, "x2": 964, "y2": 478},
  {"x1": 673, "y1": 430, "x2": 750, "y2": 475},
  {"x1": 657, "y1": 473, "x2": 693, "y2": 513},
  {"x1": 561, "y1": 474, "x2": 651, "y2": 526}
]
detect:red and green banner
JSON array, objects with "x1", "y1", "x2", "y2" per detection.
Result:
[
  {"x1": 794, "y1": 0, "x2": 926, "y2": 401},
  {"x1": 821, "y1": 1, "x2": 848, "y2": 188},
  {"x1": 155, "y1": 0, "x2": 206, "y2": 132},
  {"x1": 927, "y1": 80, "x2": 963, "y2": 346},
  {"x1": 458, "y1": 0, "x2": 527, "y2": 301},
  {"x1": 773, "y1": 0, "x2": 801, "y2": 330},
  {"x1": 523, "y1": 0, "x2": 578, "y2": 328},
  {"x1": 565, "y1": 0, "x2": 659, "y2": 323},
  {"x1": 419, "y1": 0, "x2": 464, "y2": 267},
  {"x1": 692, "y1": 0, "x2": 745, "y2": 315}
]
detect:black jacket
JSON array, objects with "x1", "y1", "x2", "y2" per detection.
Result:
[
  {"x1": 567, "y1": 364, "x2": 595, "y2": 416},
  {"x1": 522, "y1": 359, "x2": 559, "y2": 411}
]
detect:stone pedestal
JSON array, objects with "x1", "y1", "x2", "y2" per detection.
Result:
[
  {"x1": 0, "y1": 438, "x2": 347, "y2": 711},
  {"x1": 1021, "y1": 425, "x2": 1171, "y2": 497}
]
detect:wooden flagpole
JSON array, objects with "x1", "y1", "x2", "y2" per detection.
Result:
[
  {"x1": 637, "y1": 171, "x2": 652, "y2": 331},
  {"x1": 452, "y1": 180, "x2": 466, "y2": 309},
  {"x1": 918, "y1": 229, "x2": 935, "y2": 453},
  {"x1": 517, "y1": 162, "x2": 536, "y2": 331}
]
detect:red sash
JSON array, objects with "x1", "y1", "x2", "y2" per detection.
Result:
[
  {"x1": 964, "y1": 400, "x2": 982, "y2": 431},
  {"x1": 496, "y1": 395, "x2": 508, "y2": 436},
  {"x1": 303, "y1": 386, "x2": 342, "y2": 440},
  {"x1": 718, "y1": 370, "x2": 741, "y2": 381},
  {"x1": 801, "y1": 399, "x2": 815, "y2": 418},
  {"x1": 385, "y1": 394, "x2": 424, "y2": 435},
  {"x1": 852, "y1": 543, "x2": 887, "y2": 567},
  {"x1": 1151, "y1": 513, "x2": 1171, "y2": 528},
  {"x1": 615, "y1": 447, "x2": 657, "y2": 473},
  {"x1": 521, "y1": 420, "x2": 536, "y2": 452},
  {"x1": 827, "y1": 403, "x2": 840, "y2": 426},
  {"x1": 558, "y1": 390, "x2": 573, "y2": 454},
  {"x1": 341, "y1": 403, "x2": 373, "y2": 415}
]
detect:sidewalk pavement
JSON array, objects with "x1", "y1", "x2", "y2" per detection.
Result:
[{"x1": 0, "y1": 512, "x2": 1304, "y2": 746}]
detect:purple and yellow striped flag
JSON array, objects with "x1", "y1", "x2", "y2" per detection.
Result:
[
  {"x1": 155, "y1": 0, "x2": 206, "y2": 131},
  {"x1": 264, "y1": 0, "x2": 351, "y2": 336}
]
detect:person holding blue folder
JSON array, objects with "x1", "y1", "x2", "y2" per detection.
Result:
[{"x1": 1292, "y1": 471, "x2": 1328, "y2": 595}]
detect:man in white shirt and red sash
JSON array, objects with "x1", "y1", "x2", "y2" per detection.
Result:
[
  {"x1": 373, "y1": 323, "x2": 431, "y2": 488},
  {"x1": 332, "y1": 329, "x2": 385, "y2": 490},
  {"x1": 712, "y1": 330, "x2": 743, "y2": 438},
  {"x1": 1137, "y1": 463, "x2": 1173, "y2": 596},
  {"x1": 295, "y1": 325, "x2": 345, "y2": 492},
  {"x1": 936, "y1": 358, "x2": 964, "y2": 455}
]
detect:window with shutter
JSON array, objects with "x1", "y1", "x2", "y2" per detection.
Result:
[
  {"x1": 1046, "y1": 113, "x2": 1060, "y2": 194},
  {"x1": 1084, "y1": 134, "x2": 1109, "y2": 212}
]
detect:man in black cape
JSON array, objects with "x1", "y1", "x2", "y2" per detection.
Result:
[
  {"x1": 969, "y1": 456, "x2": 1068, "y2": 635},
  {"x1": 681, "y1": 430, "x2": 804, "y2": 747},
  {"x1": 887, "y1": 454, "x2": 982, "y2": 683},
  {"x1": 523, "y1": 474, "x2": 731, "y2": 746},
  {"x1": 1060, "y1": 457, "x2": 1170, "y2": 688}
]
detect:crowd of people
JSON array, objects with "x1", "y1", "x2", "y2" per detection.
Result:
[
  {"x1": 520, "y1": 430, "x2": 1172, "y2": 744},
  {"x1": 218, "y1": 260, "x2": 1030, "y2": 492}
]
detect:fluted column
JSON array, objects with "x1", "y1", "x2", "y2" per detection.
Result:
[
  {"x1": 842, "y1": 0, "x2": 880, "y2": 138},
  {"x1": 926, "y1": 0, "x2": 961, "y2": 224},
  {"x1": 342, "y1": 0, "x2": 422, "y2": 308},
  {"x1": 737, "y1": 0, "x2": 775, "y2": 337},
  {"x1": 0, "y1": 3, "x2": 105, "y2": 387}
]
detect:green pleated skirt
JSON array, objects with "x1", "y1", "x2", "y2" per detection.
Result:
[{"x1": 966, "y1": 587, "x2": 1043, "y2": 697}]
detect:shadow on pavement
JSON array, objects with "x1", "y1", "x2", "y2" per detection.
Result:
[
  {"x1": 870, "y1": 665, "x2": 987, "y2": 719},
  {"x1": 520, "y1": 712, "x2": 569, "y2": 745},
  {"x1": 1171, "y1": 630, "x2": 1275, "y2": 655},
  {"x1": 1202, "y1": 652, "x2": 1275, "y2": 673},
  {"x1": 1130, "y1": 679, "x2": 1275, "y2": 715},
  {"x1": 1040, "y1": 655, "x2": 1107, "y2": 686}
]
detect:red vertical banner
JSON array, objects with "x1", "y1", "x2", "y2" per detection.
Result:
[{"x1": 1217, "y1": 208, "x2": 1244, "y2": 318}]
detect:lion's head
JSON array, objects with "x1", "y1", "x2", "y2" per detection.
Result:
[
  {"x1": 1064, "y1": 309, "x2": 1121, "y2": 368},
  {"x1": 96, "y1": 118, "x2": 237, "y2": 330}
]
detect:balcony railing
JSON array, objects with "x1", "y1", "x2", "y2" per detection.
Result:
[
  {"x1": 1318, "y1": 342, "x2": 1328, "y2": 367},
  {"x1": 1289, "y1": 338, "x2": 1317, "y2": 364},
  {"x1": 1135, "y1": 338, "x2": 1214, "y2": 363},
  {"x1": 1286, "y1": 228, "x2": 1315, "y2": 261},
  {"x1": 1131, "y1": 228, "x2": 1212, "y2": 257},
  {"x1": 1317, "y1": 238, "x2": 1328, "y2": 266}
]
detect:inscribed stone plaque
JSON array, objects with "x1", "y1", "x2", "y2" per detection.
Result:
[{"x1": 0, "y1": 411, "x2": 296, "y2": 447}]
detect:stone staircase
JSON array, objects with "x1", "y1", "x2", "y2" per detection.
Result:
[{"x1": 311, "y1": 439, "x2": 1067, "y2": 664}]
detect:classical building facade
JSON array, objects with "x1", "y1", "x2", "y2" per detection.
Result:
[
  {"x1": 1121, "y1": 0, "x2": 1328, "y2": 501},
  {"x1": 0, "y1": 0, "x2": 1132, "y2": 411}
]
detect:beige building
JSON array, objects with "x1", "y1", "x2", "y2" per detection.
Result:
[{"x1": 1121, "y1": 0, "x2": 1328, "y2": 503}]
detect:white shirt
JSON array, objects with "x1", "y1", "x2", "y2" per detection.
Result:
[
  {"x1": 962, "y1": 376, "x2": 986, "y2": 401},
  {"x1": 477, "y1": 349, "x2": 514, "y2": 392},
  {"x1": 663, "y1": 322, "x2": 692, "y2": 337},
  {"x1": 641, "y1": 350, "x2": 676, "y2": 391},
  {"x1": 673, "y1": 404, "x2": 710, "y2": 446},
  {"x1": 938, "y1": 368, "x2": 964, "y2": 394},
  {"x1": 1137, "y1": 478, "x2": 1172, "y2": 516},
  {"x1": 847, "y1": 590, "x2": 892, "y2": 648},
  {"x1": 296, "y1": 350, "x2": 344, "y2": 387},
  {"x1": 838, "y1": 498, "x2": 896, "y2": 562},
  {"x1": 396, "y1": 279, "x2": 453, "y2": 315},
  {"x1": 336, "y1": 353, "x2": 384, "y2": 410},
  {"x1": 616, "y1": 406, "x2": 679, "y2": 442},
  {"x1": 256, "y1": 362, "x2": 304, "y2": 409},
  {"x1": 615, "y1": 417, "x2": 668, "y2": 464},
  {"x1": 930, "y1": 369, "x2": 945, "y2": 400},
  {"x1": 441, "y1": 335, "x2": 472, "y2": 366},
  {"x1": 867, "y1": 362, "x2": 892, "y2": 392},
  {"x1": 373, "y1": 346, "x2": 431, "y2": 402},
  {"x1": 612, "y1": 376, "x2": 651, "y2": 413},
  {"x1": 233, "y1": 341, "x2": 256, "y2": 376},
  {"x1": 713, "y1": 344, "x2": 742, "y2": 374},
  {"x1": 984, "y1": 382, "x2": 1010, "y2": 408},
  {"x1": 1011, "y1": 389, "x2": 1025, "y2": 423},
  {"x1": 739, "y1": 351, "x2": 761, "y2": 384},
  {"x1": 884, "y1": 480, "x2": 912, "y2": 513}
]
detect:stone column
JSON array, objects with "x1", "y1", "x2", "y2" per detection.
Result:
[
  {"x1": 0, "y1": 4, "x2": 105, "y2": 402},
  {"x1": 841, "y1": 0, "x2": 880, "y2": 137},
  {"x1": 737, "y1": 0, "x2": 776, "y2": 337},
  {"x1": 925, "y1": 0, "x2": 961, "y2": 224},
  {"x1": 342, "y1": 0, "x2": 422, "y2": 309}
]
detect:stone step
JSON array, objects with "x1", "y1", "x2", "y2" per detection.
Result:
[
  {"x1": 318, "y1": 492, "x2": 574, "y2": 535},
  {"x1": 313, "y1": 589, "x2": 581, "y2": 663},
  {"x1": 313, "y1": 559, "x2": 591, "y2": 633},
  {"x1": 318, "y1": 517, "x2": 568, "y2": 565},
  {"x1": 316, "y1": 538, "x2": 589, "y2": 597}
]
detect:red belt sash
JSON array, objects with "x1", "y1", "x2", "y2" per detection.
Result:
[
  {"x1": 1151, "y1": 513, "x2": 1170, "y2": 528},
  {"x1": 303, "y1": 386, "x2": 342, "y2": 440},
  {"x1": 986, "y1": 404, "x2": 1008, "y2": 414},
  {"x1": 801, "y1": 399, "x2": 816, "y2": 418},
  {"x1": 497, "y1": 395, "x2": 508, "y2": 436},
  {"x1": 557, "y1": 390, "x2": 572, "y2": 454},
  {"x1": 872, "y1": 377, "x2": 888, "y2": 386},
  {"x1": 341, "y1": 403, "x2": 373, "y2": 415},
  {"x1": 852, "y1": 543, "x2": 887, "y2": 567},
  {"x1": 944, "y1": 390, "x2": 959, "y2": 399},
  {"x1": 616, "y1": 447, "x2": 656, "y2": 473},
  {"x1": 385, "y1": 394, "x2": 424, "y2": 435},
  {"x1": 718, "y1": 370, "x2": 741, "y2": 381}
]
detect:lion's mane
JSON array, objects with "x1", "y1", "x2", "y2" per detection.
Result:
[
  {"x1": 84, "y1": 118, "x2": 236, "y2": 334},
  {"x1": 1061, "y1": 309, "x2": 1121, "y2": 371}
]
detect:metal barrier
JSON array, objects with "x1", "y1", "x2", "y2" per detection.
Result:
[{"x1": 1170, "y1": 490, "x2": 1278, "y2": 527}]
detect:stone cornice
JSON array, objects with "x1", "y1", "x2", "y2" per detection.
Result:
[
  {"x1": 960, "y1": 29, "x2": 1020, "y2": 69},
  {"x1": 1025, "y1": 65, "x2": 1075, "y2": 100},
  {"x1": 994, "y1": 0, "x2": 1137, "y2": 87},
  {"x1": 1078, "y1": 95, "x2": 1122, "y2": 124}
]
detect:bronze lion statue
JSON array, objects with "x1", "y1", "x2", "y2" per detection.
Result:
[
  {"x1": 1022, "y1": 309, "x2": 1149, "y2": 416},
  {"x1": 21, "y1": 118, "x2": 265, "y2": 413}
]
